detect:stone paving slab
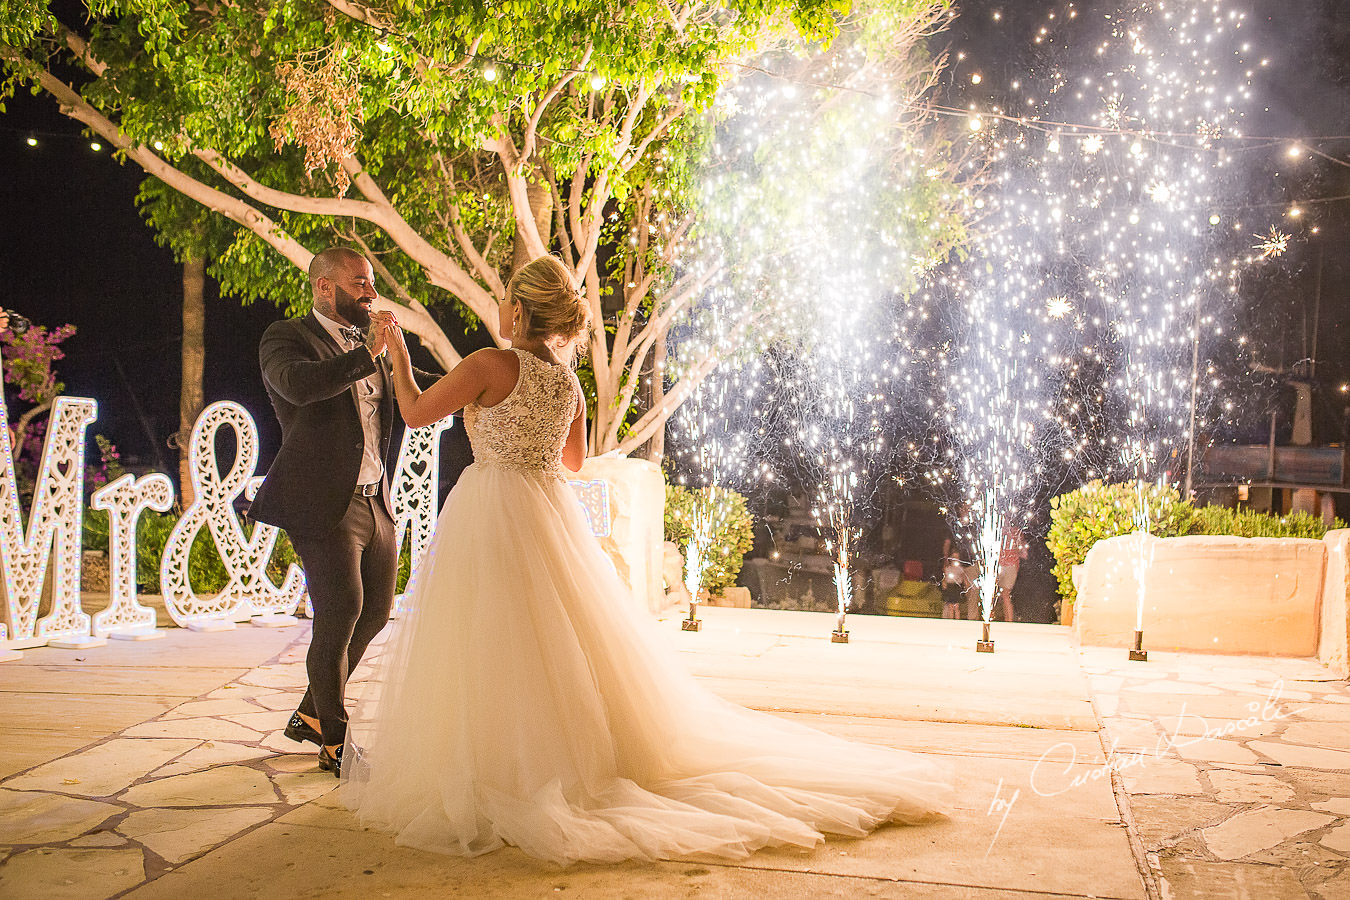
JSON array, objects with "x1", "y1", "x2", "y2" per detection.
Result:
[
  {"x1": 0, "y1": 693, "x2": 184, "y2": 734},
  {"x1": 0, "y1": 730, "x2": 102, "y2": 781},
  {"x1": 773, "y1": 712, "x2": 1106, "y2": 763},
  {"x1": 1080, "y1": 638, "x2": 1350, "y2": 899},
  {"x1": 120, "y1": 819, "x2": 1117, "y2": 900},
  {"x1": 0, "y1": 665, "x2": 250, "y2": 698},
  {"x1": 734, "y1": 808, "x2": 1144, "y2": 899},
  {"x1": 4, "y1": 606, "x2": 1348, "y2": 898},
  {"x1": 1, "y1": 625, "x2": 298, "y2": 670},
  {"x1": 4, "y1": 738, "x2": 201, "y2": 797}
]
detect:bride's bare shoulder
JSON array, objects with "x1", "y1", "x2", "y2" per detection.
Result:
[
  {"x1": 464, "y1": 348, "x2": 522, "y2": 405},
  {"x1": 463, "y1": 348, "x2": 519, "y2": 374}
]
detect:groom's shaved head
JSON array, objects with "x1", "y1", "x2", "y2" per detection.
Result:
[{"x1": 309, "y1": 247, "x2": 367, "y2": 293}]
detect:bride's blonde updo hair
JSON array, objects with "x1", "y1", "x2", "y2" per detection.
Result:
[{"x1": 509, "y1": 256, "x2": 590, "y2": 349}]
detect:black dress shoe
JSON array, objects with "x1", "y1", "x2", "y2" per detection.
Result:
[
  {"x1": 317, "y1": 744, "x2": 342, "y2": 778},
  {"x1": 284, "y1": 712, "x2": 322, "y2": 747}
]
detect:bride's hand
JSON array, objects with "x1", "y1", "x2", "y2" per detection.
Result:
[{"x1": 384, "y1": 319, "x2": 409, "y2": 360}]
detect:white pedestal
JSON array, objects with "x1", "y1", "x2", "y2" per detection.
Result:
[
  {"x1": 48, "y1": 635, "x2": 109, "y2": 650},
  {"x1": 250, "y1": 614, "x2": 299, "y2": 628},
  {"x1": 186, "y1": 619, "x2": 237, "y2": 633},
  {"x1": 108, "y1": 629, "x2": 166, "y2": 642}
]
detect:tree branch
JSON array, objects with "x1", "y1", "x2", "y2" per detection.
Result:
[
  {"x1": 194, "y1": 149, "x2": 381, "y2": 218},
  {"x1": 348, "y1": 231, "x2": 460, "y2": 369},
  {"x1": 520, "y1": 45, "x2": 591, "y2": 160},
  {"x1": 10, "y1": 400, "x2": 52, "y2": 464},
  {"x1": 447, "y1": 203, "x2": 507, "y2": 300},
  {"x1": 541, "y1": 162, "x2": 574, "y2": 268},
  {"x1": 575, "y1": 83, "x2": 653, "y2": 277},
  {"x1": 19, "y1": 62, "x2": 314, "y2": 271},
  {"x1": 486, "y1": 118, "x2": 549, "y2": 262}
]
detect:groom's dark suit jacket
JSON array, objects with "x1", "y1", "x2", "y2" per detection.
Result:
[{"x1": 250, "y1": 312, "x2": 409, "y2": 538}]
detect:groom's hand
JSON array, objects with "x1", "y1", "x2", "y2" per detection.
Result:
[{"x1": 366, "y1": 310, "x2": 398, "y2": 359}]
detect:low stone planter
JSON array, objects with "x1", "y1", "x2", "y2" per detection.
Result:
[
  {"x1": 703, "y1": 586, "x2": 752, "y2": 608},
  {"x1": 575, "y1": 456, "x2": 666, "y2": 615},
  {"x1": 1072, "y1": 532, "x2": 1328, "y2": 659}
]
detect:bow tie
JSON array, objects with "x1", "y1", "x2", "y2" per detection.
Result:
[{"x1": 339, "y1": 325, "x2": 365, "y2": 346}]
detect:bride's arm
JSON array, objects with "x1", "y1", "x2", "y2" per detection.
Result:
[
  {"x1": 386, "y1": 325, "x2": 491, "y2": 428},
  {"x1": 561, "y1": 379, "x2": 588, "y2": 473}
]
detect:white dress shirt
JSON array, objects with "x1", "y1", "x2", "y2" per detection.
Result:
[{"x1": 313, "y1": 309, "x2": 385, "y2": 486}]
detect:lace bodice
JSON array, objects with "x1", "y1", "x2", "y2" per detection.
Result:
[{"x1": 464, "y1": 349, "x2": 578, "y2": 478}]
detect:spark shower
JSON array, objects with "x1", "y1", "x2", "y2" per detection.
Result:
[{"x1": 667, "y1": 0, "x2": 1284, "y2": 636}]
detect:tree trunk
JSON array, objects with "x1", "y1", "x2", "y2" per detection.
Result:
[
  {"x1": 179, "y1": 255, "x2": 206, "y2": 505},
  {"x1": 511, "y1": 174, "x2": 554, "y2": 276},
  {"x1": 637, "y1": 329, "x2": 667, "y2": 462}
]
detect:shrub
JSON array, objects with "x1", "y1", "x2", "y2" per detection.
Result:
[
  {"x1": 1046, "y1": 481, "x2": 1195, "y2": 613},
  {"x1": 83, "y1": 506, "x2": 301, "y2": 594},
  {"x1": 1192, "y1": 505, "x2": 1346, "y2": 540},
  {"x1": 664, "y1": 484, "x2": 755, "y2": 596},
  {"x1": 1048, "y1": 481, "x2": 1350, "y2": 617}
]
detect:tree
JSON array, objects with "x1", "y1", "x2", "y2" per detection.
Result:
[
  {"x1": 2, "y1": 321, "x2": 76, "y2": 488},
  {"x1": 0, "y1": 321, "x2": 123, "y2": 500},
  {"x1": 2, "y1": 0, "x2": 969, "y2": 456},
  {"x1": 178, "y1": 251, "x2": 205, "y2": 504}
]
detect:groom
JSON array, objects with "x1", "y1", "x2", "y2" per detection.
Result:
[{"x1": 250, "y1": 247, "x2": 430, "y2": 776}]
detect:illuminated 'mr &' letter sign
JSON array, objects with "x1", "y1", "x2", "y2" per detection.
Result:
[{"x1": 0, "y1": 382, "x2": 99, "y2": 651}]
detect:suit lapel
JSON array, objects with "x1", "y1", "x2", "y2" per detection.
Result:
[
  {"x1": 300, "y1": 312, "x2": 340, "y2": 357},
  {"x1": 301, "y1": 312, "x2": 364, "y2": 416},
  {"x1": 377, "y1": 355, "x2": 395, "y2": 438}
]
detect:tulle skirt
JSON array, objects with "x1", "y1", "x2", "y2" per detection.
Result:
[{"x1": 342, "y1": 461, "x2": 950, "y2": 865}]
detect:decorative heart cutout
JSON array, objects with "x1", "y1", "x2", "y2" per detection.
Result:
[{"x1": 409, "y1": 460, "x2": 428, "y2": 477}]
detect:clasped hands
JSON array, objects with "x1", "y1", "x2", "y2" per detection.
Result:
[{"x1": 367, "y1": 310, "x2": 408, "y2": 361}]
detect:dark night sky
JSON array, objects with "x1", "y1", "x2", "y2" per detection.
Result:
[
  {"x1": 1, "y1": 0, "x2": 1348, "y2": 475},
  {"x1": 0, "y1": 85, "x2": 285, "y2": 468}
]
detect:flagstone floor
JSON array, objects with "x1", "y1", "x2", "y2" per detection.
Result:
[{"x1": 0, "y1": 607, "x2": 1346, "y2": 899}]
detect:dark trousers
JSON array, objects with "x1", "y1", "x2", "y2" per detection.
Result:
[{"x1": 289, "y1": 490, "x2": 397, "y2": 746}]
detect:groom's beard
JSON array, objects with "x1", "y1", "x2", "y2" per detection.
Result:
[{"x1": 334, "y1": 285, "x2": 372, "y2": 329}]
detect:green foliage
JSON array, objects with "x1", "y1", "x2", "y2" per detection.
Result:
[
  {"x1": 4, "y1": 0, "x2": 971, "y2": 455},
  {"x1": 83, "y1": 507, "x2": 301, "y2": 594},
  {"x1": 1046, "y1": 481, "x2": 1195, "y2": 612},
  {"x1": 664, "y1": 484, "x2": 755, "y2": 595},
  {"x1": 1191, "y1": 505, "x2": 1347, "y2": 540},
  {"x1": 1048, "y1": 481, "x2": 1350, "y2": 613}
]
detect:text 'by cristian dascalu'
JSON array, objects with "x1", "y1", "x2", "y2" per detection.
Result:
[{"x1": 982, "y1": 680, "x2": 1293, "y2": 857}]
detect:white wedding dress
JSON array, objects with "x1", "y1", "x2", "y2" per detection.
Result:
[{"x1": 342, "y1": 348, "x2": 950, "y2": 865}]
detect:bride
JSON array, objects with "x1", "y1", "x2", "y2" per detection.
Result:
[{"x1": 342, "y1": 256, "x2": 949, "y2": 865}]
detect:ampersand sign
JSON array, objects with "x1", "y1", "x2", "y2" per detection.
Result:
[{"x1": 160, "y1": 401, "x2": 304, "y2": 628}]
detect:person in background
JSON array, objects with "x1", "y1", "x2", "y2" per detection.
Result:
[
  {"x1": 995, "y1": 524, "x2": 1028, "y2": 623},
  {"x1": 941, "y1": 523, "x2": 975, "y2": 620}
]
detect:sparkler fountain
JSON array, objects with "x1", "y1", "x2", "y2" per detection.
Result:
[
  {"x1": 940, "y1": 0, "x2": 1272, "y2": 649},
  {"x1": 668, "y1": 1, "x2": 969, "y2": 640},
  {"x1": 667, "y1": 355, "x2": 760, "y2": 632}
]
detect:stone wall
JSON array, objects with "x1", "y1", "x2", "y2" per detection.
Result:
[
  {"x1": 1319, "y1": 529, "x2": 1350, "y2": 677},
  {"x1": 1073, "y1": 533, "x2": 1327, "y2": 657}
]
